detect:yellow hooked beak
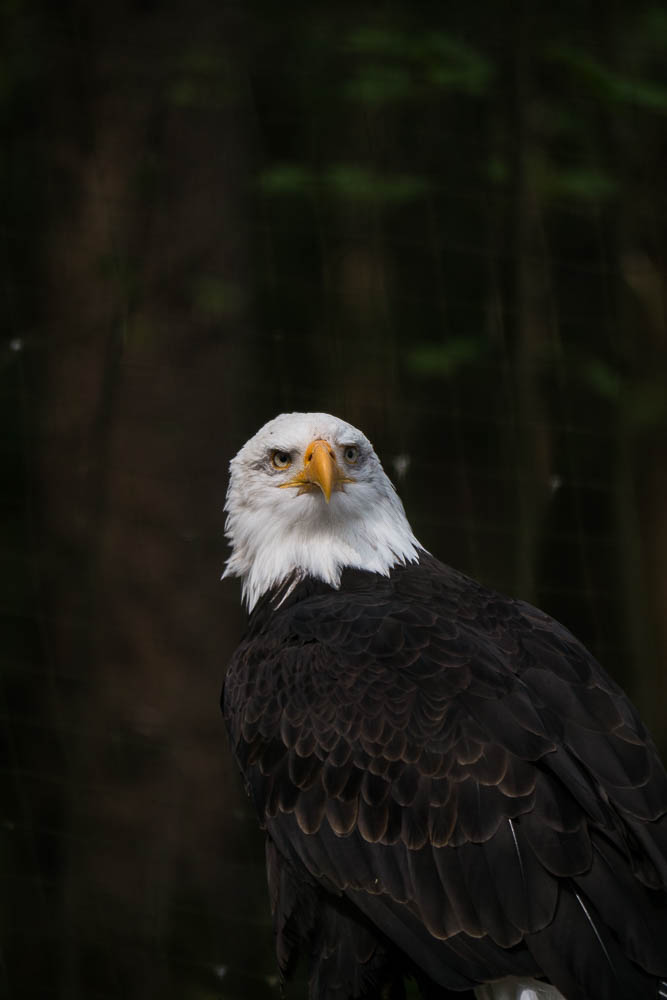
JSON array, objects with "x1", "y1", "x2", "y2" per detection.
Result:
[{"x1": 280, "y1": 439, "x2": 351, "y2": 503}]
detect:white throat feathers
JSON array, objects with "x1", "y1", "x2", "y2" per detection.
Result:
[{"x1": 223, "y1": 412, "x2": 424, "y2": 611}]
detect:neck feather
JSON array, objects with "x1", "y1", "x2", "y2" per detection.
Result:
[{"x1": 223, "y1": 488, "x2": 424, "y2": 611}]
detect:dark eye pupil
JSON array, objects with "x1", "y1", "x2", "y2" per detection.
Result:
[{"x1": 277, "y1": 452, "x2": 288, "y2": 463}]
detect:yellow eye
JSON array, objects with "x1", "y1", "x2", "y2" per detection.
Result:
[
  {"x1": 343, "y1": 445, "x2": 359, "y2": 464},
  {"x1": 271, "y1": 450, "x2": 292, "y2": 470}
]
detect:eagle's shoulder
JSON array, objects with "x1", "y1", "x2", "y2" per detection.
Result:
[{"x1": 222, "y1": 552, "x2": 667, "y2": 994}]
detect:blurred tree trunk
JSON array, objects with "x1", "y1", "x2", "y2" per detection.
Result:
[
  {"x1": 509, "y1": 7, "x2": 553, "y2": 602},
  {"x1": 38, "y1": 4, "x2": 267, "y2": 996},
  {"x1": 603, "y1": 5, "x2": 667, "y2": 737},
  {"x1": 616, "y1": 249, "x2": 667, "y2": 740}
]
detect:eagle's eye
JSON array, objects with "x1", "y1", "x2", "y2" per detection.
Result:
[
  {"x1": 271, "y1": 450, "x2": 292, "y2": 470},
  {"x1": 343, "y1": 445, "x2": 359, "y2": 464}
]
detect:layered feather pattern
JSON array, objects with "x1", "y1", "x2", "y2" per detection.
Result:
[{"x1": 224, "y1": 554, "x2": 667, "y2": 999}]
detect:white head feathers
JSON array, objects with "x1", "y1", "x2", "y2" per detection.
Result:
[{"x1": 223, "y1": 412, "x2": 423, "y2": 611}]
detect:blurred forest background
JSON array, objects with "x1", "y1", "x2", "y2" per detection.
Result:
[{"x1": 2, "y1": 0, "x2": 667, "y2": 997}]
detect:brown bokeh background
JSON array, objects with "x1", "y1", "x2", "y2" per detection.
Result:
[{"x1": 2, "y1": 2, "x2": 667, "y2": 997}]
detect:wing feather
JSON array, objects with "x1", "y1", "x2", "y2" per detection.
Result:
[{"x1": 224, "y1": 555, "x2": 667, "y2": 997}]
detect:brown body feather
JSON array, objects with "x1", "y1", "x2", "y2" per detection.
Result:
[{"x1": 223, "y1": 553, "x2": 667, "y2": 999}]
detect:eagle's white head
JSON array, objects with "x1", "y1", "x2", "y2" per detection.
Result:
[{"x1": 223, "y1": 411, "x2": 423, "y2": 610}]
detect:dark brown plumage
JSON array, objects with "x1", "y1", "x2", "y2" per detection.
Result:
[{"x1": 223, "y1": 554, "x2": 667, "y2": 1000}]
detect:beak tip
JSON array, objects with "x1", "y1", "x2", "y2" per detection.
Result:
[{"x1": 317, "y1": 481, "x2": 332, "y2": 504}]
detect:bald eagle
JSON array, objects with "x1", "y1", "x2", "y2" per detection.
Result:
[{"x1": 222, "y1": 412, "x2": 667, "y2": 1000}]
